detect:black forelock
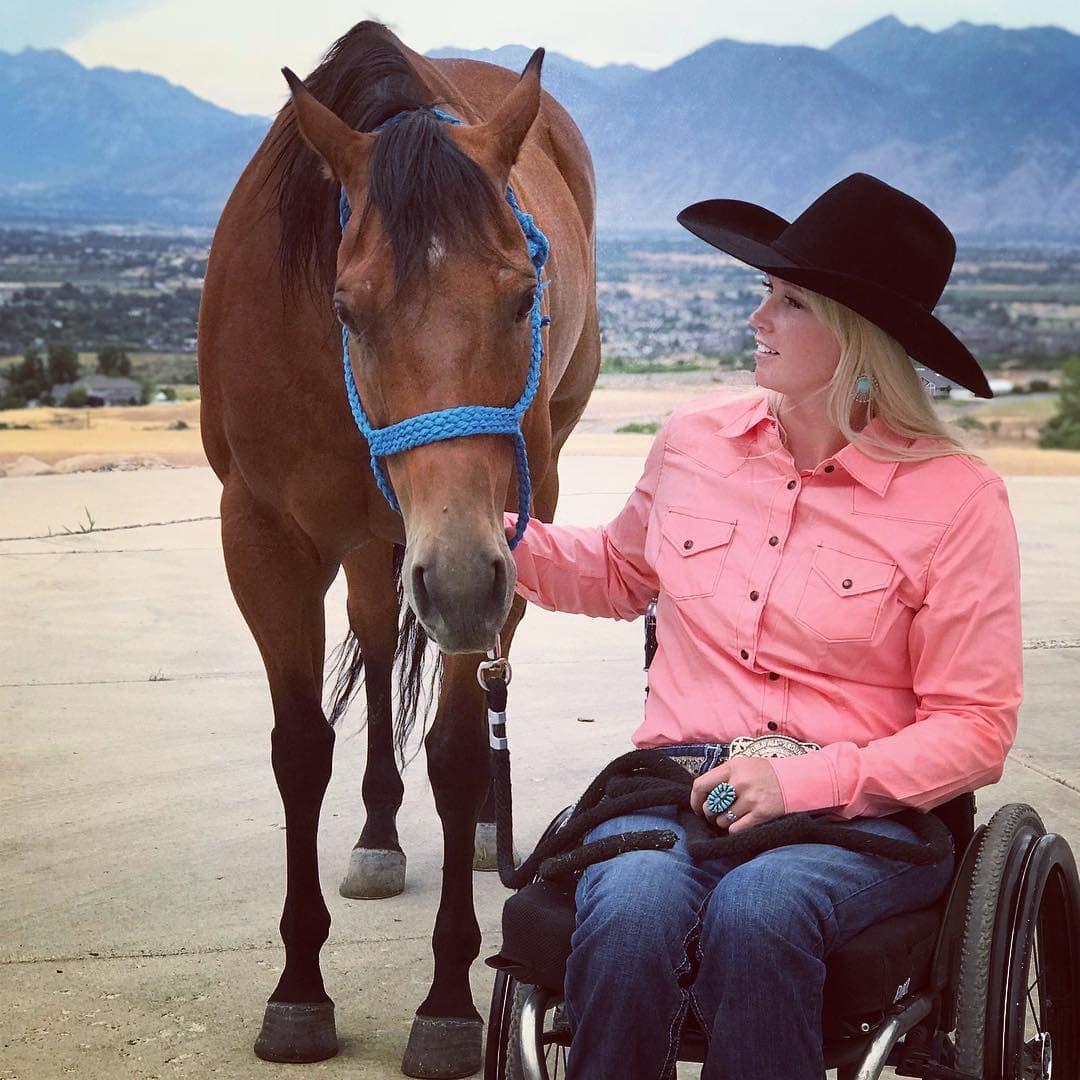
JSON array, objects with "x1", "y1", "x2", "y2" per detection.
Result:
[
  {"x1": 361, "y1": 109, "x2": 502, "y2": 291},
  {"x1": 267, "y1": 20, "x2": 503, "y2": 299}
]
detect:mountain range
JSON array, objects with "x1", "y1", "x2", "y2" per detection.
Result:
[{"x1": 1, "y1": 17, "x2": 1078, "y2": 239}]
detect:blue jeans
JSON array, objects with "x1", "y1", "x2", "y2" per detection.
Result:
[{"x1": 564, "y1": 807, "x2": 954, "y2": 1080}]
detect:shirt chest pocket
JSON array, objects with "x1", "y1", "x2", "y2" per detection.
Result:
[
  {"x1": 794, "y1": 547, "x2": 897, "y2": 643},
  {"x1": 658, "y1": 509, "x2": 736, "y2": 600}
]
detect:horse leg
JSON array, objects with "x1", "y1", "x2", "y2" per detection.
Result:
[
  {"x1": 402, "y1": 653, "x2": 490, "y2": 1078},
  {"x1": 338, "y1": 542, "x2": 408, "y2": 899},
  {"x1": 219, "y1": 481, "x2": 340, "y2": 1063}
]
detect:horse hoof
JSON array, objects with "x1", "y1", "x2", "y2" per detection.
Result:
[
  {"x1": 472, "y1": 822, "x2": 519, "y2": 872},
  {"x1": 339, "y1": 847, "x2": 406, "y2": 899},
  {"x1": 253, "y1": 1000, "x2": 337, "y2": 1063},
  {"x1": 401, "y1": 1014, "x2": 483, "y2": 1078}
]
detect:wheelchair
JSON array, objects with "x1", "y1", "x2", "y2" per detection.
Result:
[{"x1": 484, "y1": 789, "x2": 1080, "y2": 1080}]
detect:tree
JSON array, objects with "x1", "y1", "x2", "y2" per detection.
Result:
[
  {"x1": 6, "y1": 349, "x2": 49, "y2": 406},
  {"x1": 1038, "y1": 357, "x2": 1080, "y2": 450},
  {"x1": 46, "y1": 342, "x2": 80, "y2": 386},
  {"x1": 97, "y1": 345, "x2": 132, "y2": 377}
]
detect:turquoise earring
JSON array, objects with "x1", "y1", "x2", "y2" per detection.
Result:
[{"x1": 853, "y1": 375, "x2": 877, "y2": 404}]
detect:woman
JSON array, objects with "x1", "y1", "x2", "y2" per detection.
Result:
[{"x1": 504, "y1": 173, "x2": 1022, "y2": 1080}]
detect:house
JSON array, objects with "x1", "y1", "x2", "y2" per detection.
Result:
[
  {"x1": 51, "y1": 375, "x2": 142, "y2": 406},
  {"x1": 913, "y1": 366, "x2": 955, "y2": 398}
]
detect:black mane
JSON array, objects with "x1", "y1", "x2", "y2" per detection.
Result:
[{"x1": 270, "y1": 21, "x2": 502, "y2": 297}]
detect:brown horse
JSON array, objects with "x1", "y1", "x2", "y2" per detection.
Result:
[{"x1": 197, "y1": 20, "x2": 598, "y2": 1078}]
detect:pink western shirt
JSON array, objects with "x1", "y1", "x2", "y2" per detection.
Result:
[{"x1": 508, "y1": 392, "x2": 1022, "y2": 819}]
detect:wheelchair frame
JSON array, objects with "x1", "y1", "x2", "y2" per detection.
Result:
[
  {"x1": 485, "y1": 798, "x2": 1080, "y2": 1080},
  {"x1": 484, "y1": 603, "x2": 1080, "y2": 1079}
]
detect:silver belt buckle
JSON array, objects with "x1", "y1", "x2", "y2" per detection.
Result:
[{"x1": 728, "y1": 734, "x2": 821, "y2": 759}]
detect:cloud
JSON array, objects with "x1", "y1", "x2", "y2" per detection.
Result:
[
  {"x1": 0, "y1": 0, "x2": 153, "y2": 51},
  {"x1": 55, "y1": 0, "x2": 1080, "y2": 117}
]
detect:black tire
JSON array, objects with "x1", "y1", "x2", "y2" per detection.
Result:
[
  {"x1": 505, "y1": 982, "x2": 569, "y2": 1080},
  {"x1": 485, "y1": 969, "x2": 512, "y2": 1080},
  {"x1": 505, "y1": 980, "x2": 529, "y2": 1080},
  {"x1": 954, "y1": 803, "x2": 1045, "y2": 1076}
]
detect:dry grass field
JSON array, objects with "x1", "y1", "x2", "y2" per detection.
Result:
[{"x1": 2, "y1": 382, "x2": 1079, "y2": 476}]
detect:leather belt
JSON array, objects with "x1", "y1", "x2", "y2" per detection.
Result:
[{"x1": 653, "y1": 735, "x2": 820, "y2": 778}]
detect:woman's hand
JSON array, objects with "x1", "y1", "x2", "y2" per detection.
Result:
[{"x1": 691, "y1": 756, "x2": 786, "y2": 834}]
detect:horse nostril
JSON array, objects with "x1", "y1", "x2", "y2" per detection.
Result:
[
  {"x1": 490, "y1": 557, "x2": 506, "y2": 605},
  {"x1": 411, "y1": 563, "x2": 430, "y2": 616}
]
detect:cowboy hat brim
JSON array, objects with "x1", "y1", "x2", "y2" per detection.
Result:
[{"x1": 677, "y1": 199, "x2": 992, "y2": 399}]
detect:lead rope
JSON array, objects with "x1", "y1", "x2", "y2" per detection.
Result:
[
  {"x1": 479, "y1": 638, "x2": 519, "y2": 888},
  {"x1": 483, "y1": 598, "x2": 662, "y2": 889}
]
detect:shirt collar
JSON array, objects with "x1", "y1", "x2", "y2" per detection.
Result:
[
  {"x1": 833, "y1": 419, "x2": 904, "y2": 496},
  {"x1": 714, "y1": 394, "x2": 775, "y2": 438},
  {"x1": 714, "y1": 396, "x2": 903, "y2": 497}
]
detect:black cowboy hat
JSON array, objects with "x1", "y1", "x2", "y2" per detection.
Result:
[{"x1": 677, "y1": 172, "x2": 991, "y2": 398}]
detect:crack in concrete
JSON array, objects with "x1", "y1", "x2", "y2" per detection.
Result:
[
  {"x1": 0, "y1": 671, "x2": 263, "y2": 689},
  {"x1": 1, "y1": 927, "x2": 500, "y2": 968},
  {"x1": 0, "y1": 515, "x2": 221, "y2": 543},
  {"x1": 1012, "y1": 753, "x2": 1080, "y2": 795}
]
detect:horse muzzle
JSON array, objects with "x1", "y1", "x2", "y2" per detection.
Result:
[{"x1": 403, "y1": 539, "x2": 515, "y2": 654}]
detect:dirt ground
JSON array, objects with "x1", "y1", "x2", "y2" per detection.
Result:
[{"x1": 2, "y1": 381, "x2": 1079, "y2": 476}]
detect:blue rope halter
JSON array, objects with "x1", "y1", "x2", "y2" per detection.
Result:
[{"x1": 338, "y1": 107, "x2": 551, "y2": 550}]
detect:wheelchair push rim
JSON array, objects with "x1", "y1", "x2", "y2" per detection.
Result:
[
  {"x1": 485, "y1": 973, "x2": 569, "y2": 1080},
  {"x1": 999, "y1": 833, "x2": 1080, "y2": 1079}
]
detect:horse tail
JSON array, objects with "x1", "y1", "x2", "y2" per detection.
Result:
[
  {"x1": 324, "y1": 544, "x2": 443, "y2": 766},
  {"x1": 325, "y1": 630, "x2": 365, "y2": 728}
]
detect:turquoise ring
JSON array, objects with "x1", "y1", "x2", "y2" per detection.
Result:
[{"x1": 705, "y1": 782, "x2": 736, "y2": 816}]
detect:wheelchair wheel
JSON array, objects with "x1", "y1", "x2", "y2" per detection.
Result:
[
  {"x1": 486, "y1": 973, "x2": 569, "y2": 1080},
  {"x1": 954, "y1": 803, "x2": 1080, "y2": 1079}
]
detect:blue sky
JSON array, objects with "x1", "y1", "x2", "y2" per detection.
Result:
[
  {"x1": 1, "y1": 0, "x2": 148, "y2": 49},
  {"x1": 5, "y1": 1, "x2": 1080, "y2": 116}
]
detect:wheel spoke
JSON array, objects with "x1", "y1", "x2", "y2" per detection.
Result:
[{"x1": 1026, "y1": 984, "x2": 1040, "y2": 1033}]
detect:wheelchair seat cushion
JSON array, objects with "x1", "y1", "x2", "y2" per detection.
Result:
[
  {"x1": 490, "y1": 878, "x2": 941, "y2": 1027},
  {"x1": 491, "y1": 878, "x2": 578, "y2": 991}
]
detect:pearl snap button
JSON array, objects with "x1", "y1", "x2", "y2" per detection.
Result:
[
  {"x1": 683, "y1": 539, "x2": 693, "y2": 550},
  {"x1": 842, "y1": 578, "x2": 853, "y2": 589}
]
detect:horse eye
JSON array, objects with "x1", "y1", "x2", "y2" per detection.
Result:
[
  {"x1": 516, "y1": 290, "x2": 537, "y2": 322},
  {"x1": 333, "y1": 294, "x2": 351, "y2": 325}
]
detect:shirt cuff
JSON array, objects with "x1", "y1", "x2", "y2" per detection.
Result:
[
  {"x1": 504, "y1": 512, "x2": 550, "y2": 608},
  {"x1": 768, "y1": 751, "x2": 840, "y2": 815}
]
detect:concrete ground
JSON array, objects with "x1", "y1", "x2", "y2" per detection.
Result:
[{"x1": 2, "y1": 462, "x2": 1079, "y2": 1080}]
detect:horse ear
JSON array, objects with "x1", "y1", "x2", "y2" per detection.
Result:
[
  {"x1": 282, "y1": 67, "x2": 373, "y2": 188},
  {"x1": 472, "y1": 48, "x2": 544, "y2": 176}
]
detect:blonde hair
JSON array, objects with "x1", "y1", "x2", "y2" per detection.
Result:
[{"x1": 771, "y1": 286, "x2": 977, "y2": 463}]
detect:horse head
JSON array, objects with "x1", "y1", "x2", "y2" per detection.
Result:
[{"x1": 284, "y1": 53, "x2": 549, "y2": 655}]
